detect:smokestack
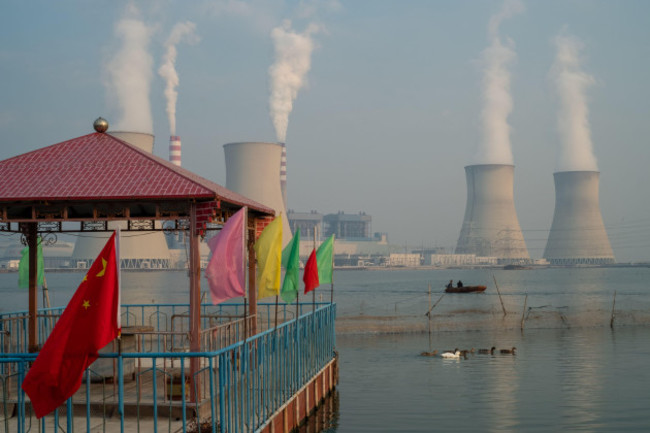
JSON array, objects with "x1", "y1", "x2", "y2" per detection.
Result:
[
  {"x1": 543, "y1": 171, "x2": 615, "y2": 265},
  {"x1": 169, "y1": 135, "x2": 181, "y2": 166},
  {"x1": 455, "y1": 164, "x2": 529, "y2": 263},
  {"x1": 224, "y1": 142, "x2": 292, "y2": 246}
]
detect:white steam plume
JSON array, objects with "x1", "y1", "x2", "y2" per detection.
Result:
[
  {"x1": 475, "y1": 0, "x2": 524, "y2": 165},
  {"x1": 106, "y1": 7, "x2": 154, "y2": 133},
  {"x1": 268, "y1": 20, "x2": 320, "y2": 143},
  {"x1": 552, "y1": 33, "x2": 598, "y2": 172},
  {"x1": 158, "y1": 21, "x2": 199, "y2": 136}
]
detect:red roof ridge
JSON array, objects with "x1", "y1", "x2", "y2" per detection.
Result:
[{"x1": 0, "y1": 131, "x2": 275, "y2": 215}]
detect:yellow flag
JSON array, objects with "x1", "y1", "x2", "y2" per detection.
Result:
[{"x1": 254, "y1": 215, "x2": 283, "y2": 299}]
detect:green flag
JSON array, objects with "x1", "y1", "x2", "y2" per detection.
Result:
[
  {"x1": 316, "y1": 234, "x2": 334, "y2": 284},
  {"x1": 18, "y1": 238, "x2": 45, "y2": 289},
  {"x1": 280, "y1": 228, "x2": 300, "y2": 303}
]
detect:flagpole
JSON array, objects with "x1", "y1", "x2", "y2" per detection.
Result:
[
  {"x1": 330, "y1": 236, "x2": 335, "y2": 305},
  {"x1": 312, "y1": 230, "x2": 316, "y2": 313},
  {"x1": 243, "y1": 208, "x2": 249, "y2": 341},
  {"x1": 115, "y1": 228, "x2": 124, "y2": 422}
]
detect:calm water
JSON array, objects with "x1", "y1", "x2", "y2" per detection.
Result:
[{"x1": 3, "y1": 267, "x2": 650, "y2": 431}]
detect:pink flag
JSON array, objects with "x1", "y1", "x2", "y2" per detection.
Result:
[{"x1": 206, "y1": 207, "x2": 246, "y2": 305}]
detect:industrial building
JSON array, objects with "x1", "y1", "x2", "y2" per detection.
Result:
[
  {"x1": 287, "y1": 210, "x2": 373, "y2": 242},
  {"x1": 543, "y1": 171, "x2": 615, "y2": 265}
]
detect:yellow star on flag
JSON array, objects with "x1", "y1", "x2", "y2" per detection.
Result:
[{"x1": 82, "y1": 300, "x2": 90, "y2": 310}]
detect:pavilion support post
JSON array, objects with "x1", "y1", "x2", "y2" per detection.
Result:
[
  {"x1": 189, "y1": 203, "x2": 201, "y2": 402},
  {"x1": 27, "y1": 223, "x2": 38, "y2": 353},
  {"x1": 248, "y1": 218, "x2": 258, "y2": 336}
]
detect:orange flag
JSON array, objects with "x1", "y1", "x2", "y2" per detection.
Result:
[
  {"x1": 303, "y1": 248, "x2": 320, "y2": 294},
  {"x1": 22, "y1": 232, "x2": 120, "y2": 418}
]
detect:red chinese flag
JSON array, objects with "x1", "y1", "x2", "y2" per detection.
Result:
[
  {"x1": 22, "y1": 232, "x2": 120, "y2": 418},
  {"x1": 303, "y1": 248, "x2": 320, "y2": 294}
]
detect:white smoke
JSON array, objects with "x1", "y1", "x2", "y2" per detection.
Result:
[
  {"x1": 552, "y1": 32, "x2": 598, "y2": 172},
  {"x1": 475, "y1": 0, "x2": 524, "y2": 165},
  {"x1": 158, "y1": 21, "x2": 199, "y2": 136},
  {"x1": 105, "y1": 6, "x2": 154, "y2": 133},
  {"x1": 268, "y1": 20, "x2": 320, "y2": 143}
]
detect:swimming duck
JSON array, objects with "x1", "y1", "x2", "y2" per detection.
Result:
[
  {"x1": 441, "y1": 349, "x2": 461, "y2": 358},
  {"x1": 500, "y1": 347, "x2": 516, "y2": 355},
  {"x1": 478, "y1": 346, "x2": 496, "y2": 355},
  {"x1": 459, "y1": 348, "x2": 475, "y2": 357},
  {"x1": 420, "y1": 350, "x2": 438, "y2": 357}
]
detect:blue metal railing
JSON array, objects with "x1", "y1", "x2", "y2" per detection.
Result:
[{"x1": 0, "y1": 302, "x2": 337, "y2": 433}]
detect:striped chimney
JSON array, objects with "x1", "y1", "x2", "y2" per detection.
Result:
[{"x1": 169, "y1": 135, "x2": 181, "y2": 166}]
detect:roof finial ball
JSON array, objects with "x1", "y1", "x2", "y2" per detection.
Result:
[{"x1": 93, "y1": 117, "x2": 109, "y2": 133}]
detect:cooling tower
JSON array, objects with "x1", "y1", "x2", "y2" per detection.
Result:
[
  {"x1": 455, "y1": 164, "x2": 530, "y2": 263},
  {"x1": 543, "y1": 171, "x2": 615, "y2": 265},
  {"x1": 108, "y1": 131, "x2": 154, "y2": 153},
  {"x1": 72, "y1": 132, "x2": 172, "y2": 269},
  {"x1": 223, "y1": 142, "x2": 292, "y2": 246},
  {"x1": 169, "y1": 135, "x2": 181, "y2": 166}
]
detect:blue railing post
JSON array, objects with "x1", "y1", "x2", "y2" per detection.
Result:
[
  {"x1": 219, "y1": 353, "x2": 226, "y2": 433},
  {"x1": 66, "y1": 397, "x2": 73, "y2": 432},
  {"x1": 17, "y1": 360, "x2": 25, "y2": 433}
]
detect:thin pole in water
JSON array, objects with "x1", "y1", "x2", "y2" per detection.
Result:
[
  {"x1": 520, "y1": 294, "x2": 528, "y2": 331},
  {"x1": 492, "y1": 274, "x2": 507, "y2": 317},
  {"x1": 427, "y1": 283, "x2": 432, "y2": 352},
  {"x1": 610, "y1": 290, "x2": 617, "y2": 329},
  {"x1": 426, "y1": 292, "x2": 445, "y2": 316}
]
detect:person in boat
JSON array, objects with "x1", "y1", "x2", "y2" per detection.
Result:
[
  {"x1": 447, "y1": 280, "x2": 454, "y2": 290},
  {"x1": 457, "y1": 280, "x2": 463, "y2": 288}
]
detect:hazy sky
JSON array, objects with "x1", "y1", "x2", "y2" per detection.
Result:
[{"x1": 1, "y1": 0, "x2": 649, "y2": 262}]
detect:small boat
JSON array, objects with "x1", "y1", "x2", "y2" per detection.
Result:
[{"x1": 445, "y1": 285, "x2": 487, "y2": 293}]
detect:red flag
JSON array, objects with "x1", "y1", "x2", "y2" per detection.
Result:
[
  {"x1": 303, "y1": 248, "x2": 320, "y2": 294},
  {"x1": 22, "y1": 232, "x2": 120, "y2": 418}
]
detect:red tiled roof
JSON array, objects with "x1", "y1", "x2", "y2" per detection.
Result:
[{"x1": 0, "y1": 132, "x2": 273, "y2": 214}]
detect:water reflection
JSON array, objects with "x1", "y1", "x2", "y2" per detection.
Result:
[
  {"x1": 558, "y1": 331, "x2": 605, "y2": 430},
  {"x1": 485, "y1": 353, "x2": 519, "y2": 433}
]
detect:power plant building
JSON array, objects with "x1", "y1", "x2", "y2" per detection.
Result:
[
  {"x1": 455, "y1": 164, "x2": 530, "y2": 264},
  {"x1": 288, "y1": 211, "x2": 373, "y2": 241},
  {"x1": 323, "y1": 212, "x2": 372, "y2": 240},
  {"x1": 287, "y1": 210, "x2": 323, "y2": 240},
  {"x1": 543, "y1": 171, "x2": 615, "y2": 265}
]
